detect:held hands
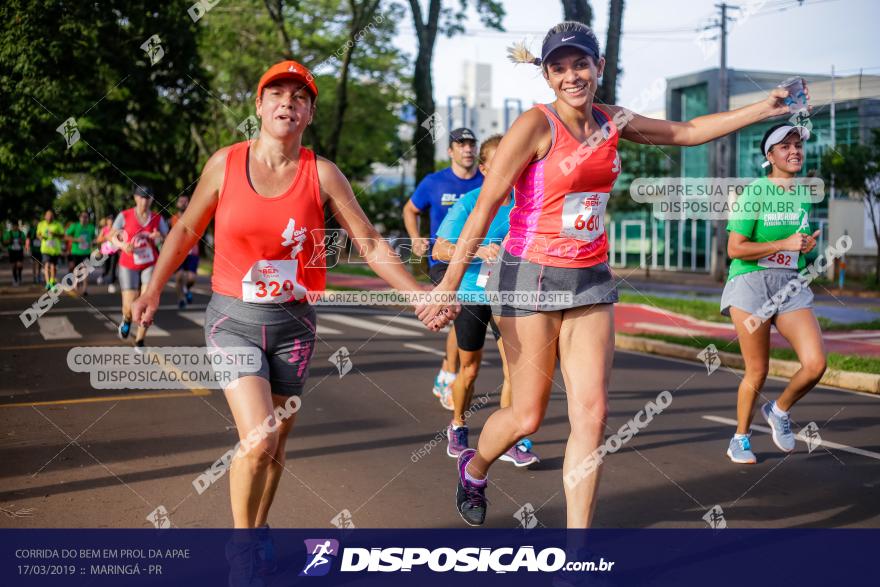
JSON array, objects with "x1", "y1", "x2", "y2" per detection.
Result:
[{"x1": 415, "y1": 281, "x2": 460, "y2": 332}]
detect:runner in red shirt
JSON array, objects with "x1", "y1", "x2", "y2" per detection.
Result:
[
  {"x1": 113, "y1": 186, "x2": 168, "y2": 346},
  {"x1": 132, "y1": 60, "x2": 452, "y2": 581}
]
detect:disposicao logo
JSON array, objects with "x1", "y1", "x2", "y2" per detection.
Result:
[{"x1": 300, "y1": 538, "x2": 339, "y2": 577}]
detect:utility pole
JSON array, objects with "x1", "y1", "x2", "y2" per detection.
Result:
[{"x1": 709, "y1": 2, "x2": 738, "y2": 281}]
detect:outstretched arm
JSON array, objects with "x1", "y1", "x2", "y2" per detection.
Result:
[{"x1": 615, "y1": 87, "x2": 798, "y2": 147}]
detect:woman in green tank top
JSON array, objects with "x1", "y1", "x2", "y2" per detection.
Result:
[{"x1": 720, "y1": 123, "x2": 826, "y2": 465}]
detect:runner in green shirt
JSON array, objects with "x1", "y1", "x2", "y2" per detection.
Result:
[
  {"x1": 720, "y1": 123, "x2": 826, "y2": 465},
  {"x1": 65, "y1": 211, "x2": 96, "y2": 296},
  {"x1": 2, "y1": 222, "x2": 27, "y2": 286},
  {"x1": 36, "y1": 210, "x2": 65, "y2": 289}
]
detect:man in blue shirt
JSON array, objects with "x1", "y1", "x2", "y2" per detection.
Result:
[{"x1": 403, "y1": 127, "x2": 483, "y2": 407}]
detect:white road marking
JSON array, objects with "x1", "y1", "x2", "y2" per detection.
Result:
[
  {"x1": 702, "y1": 415, "x2": 880, "y2": 461},
  {"x1": 403, "y1": 343, "x2": 489, "y2": 366},
  {"x1": 178, "y1": 311, "x2": 205, "y2": 327},
  {"x1": 321, "y1": 313, "x2": 422, "y2": 337},
  {"x1": 37, "y1": 316, "x2": 81, "y2": 340}
]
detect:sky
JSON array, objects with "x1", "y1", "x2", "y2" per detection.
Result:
[{"x1": 393, "y1": 0, "x2": 880, "y2": 113}]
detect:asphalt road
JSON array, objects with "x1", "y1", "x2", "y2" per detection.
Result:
[{"x1": 1, "y1": 285, "x2": 878, "y2": 530}]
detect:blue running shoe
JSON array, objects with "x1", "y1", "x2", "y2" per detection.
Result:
[
  {"x1": 727, "y1": 434, "x2": 756, "y2": 464},
  {"x1": 185, "y1": 290, "x2": 194, "y2": 304},
  {"x1": 118, "y1": 319, "x2": 131, "y2": 340},
  {"x1": 499, "y1": 440, "x2": 540, "y2": 467},
  {"x1": 432, "y1": 374, "x2": 444, "y2": 398},
  {"x1": 762, "y1": 402, "x2": 795, "y2": 452}
]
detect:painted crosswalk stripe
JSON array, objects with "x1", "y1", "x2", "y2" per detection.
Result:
[
  {"x1": 316, "y1": 324, "x2": 343, "y2": 335},
  {"x1": 403, "y1": 342, "x2": 489, "y2": 366},
  {"x1": 702, "y1": 415, "x2": 880, "y2": 461},
  {"x1": 180, "y1": 311, "x2": 341, "y2": 334},
  {"x1": 147, "y1": 325, "x2": 171, "y2": 337},
  {"x1": 320, "y1": 313, "x2": 422, "y2": 337},
  {"x1": 178, "y1": 311, "x2": 205, "y2": 327},
  {"x1": 37, "y1": 316, "x2": 81, "y2": 340},
  {"x1": 385, "y1": 315, "x2": 448, "y2": 332}
]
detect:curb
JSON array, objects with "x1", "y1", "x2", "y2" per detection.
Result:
[{"x1": 616, "y1": 334, "x2": 880, "y2": 395}]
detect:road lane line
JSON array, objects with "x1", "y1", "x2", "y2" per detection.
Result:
[
  {"x1": 37, "y1": 316, "x2": 81, "y2": 340},
  {"x1": 0, "y1": 389, "x2": 211, "y2": 408},
  {"x1": 178, "y1": 311, "x2": 205, "y2": 327},
  {"x1": 403, "y1": 343, "x2": 489, "y2": 366},
  {"x1": 316, "y1": 324, "x2": 343, "y2": 335},
  {"x1": 0, "y1": 304, "x2": 208, "y2": 316},
  {"x1": 702, "y1": 415, "x2": 880, "y2": 461},
  {"x1": 321, "y1": 313, "x2": 422, "y2": 337},
  {"x1": 384, "y1": 315, "x2": 448, "y2": 332}
]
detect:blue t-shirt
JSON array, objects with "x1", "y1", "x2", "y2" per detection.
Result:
[
  {"x1": 436, "y1": 188, "x2": 514, "y2": 305},
  {"x1": 410, "y1": 167, "x2": 483, "y2": 266}
]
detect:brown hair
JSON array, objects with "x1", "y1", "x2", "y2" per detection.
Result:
[{"x1": 479, "y1": 134, "x2": 503, "y2": 164}]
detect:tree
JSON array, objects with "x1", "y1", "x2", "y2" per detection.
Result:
[
  {"x1": 598, "y1": 0, "x2": 624, "y2": 105},
  {"x1": 609, "y1": 140, "x2": 673, "y2": 214},
  {"x1": 561, "y1": 0, "x2": 592, "y2": 24},
  {"x1": 196, "y1": 0, "x2": 408, "y2": 182},
  {"x1": 0, "y1": 0, "x2": 210, "y2": 218},
  {"x1": 407, "y1": 0, "x2": 505, "y2": 183},
  {"x1": 822, "y1": 129, "x2": 880, "y2": 284},
  {"x1": 560, "y1": 0, "x2": 625, "y2": 106}
]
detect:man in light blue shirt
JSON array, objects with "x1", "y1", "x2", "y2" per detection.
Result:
[{"x1": 433, "y1": 134, "x2": 539, "y2": 468}]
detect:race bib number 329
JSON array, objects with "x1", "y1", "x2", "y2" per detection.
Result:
[{"x1": 241, "y1": 260, "x2": 306, "y2": 303}]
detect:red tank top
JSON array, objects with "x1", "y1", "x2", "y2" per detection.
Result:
[
  {"x1": 212, "y1": 141, "x2": 326, "y2": 301},
  {"x1": 118, "y1": 208, "x2": 162, "y2": 270},
  {"x1": 506, "y1": 104, "x2": 621, "y2": 268}
]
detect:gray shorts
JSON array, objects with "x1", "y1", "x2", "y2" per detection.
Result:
[
  {"x1": 487, "y1": 248, "x2": 618, "y2": 317},
  {"x1": 204, "y1": 293, "x2": 317, "y2": 396},
  {"x1": 720, "y1": 268, "x2": 814, "y2": 320},
  {"x1": 118, "y1": 265, "x2": 155, "y2": 291}
]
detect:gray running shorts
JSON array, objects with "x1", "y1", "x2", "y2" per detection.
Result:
[
  {"x1": 720, "y1": 268, "x2": 814, "y2": 320},
  {"x1": 118, "y1": 265, "x2": 155, "y2": 291},
  {"x1": 204, "y1": 293, "x2": 317, "y2": 396},
  {"x1": 487, "y1": 248, "x2": 618, "y2": 317}
]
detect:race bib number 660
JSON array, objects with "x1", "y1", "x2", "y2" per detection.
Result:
[{"x1": 560, "y1": 192, "x2": 610, "y2": 242}]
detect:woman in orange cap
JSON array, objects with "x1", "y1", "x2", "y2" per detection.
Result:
[{"x1": 133, "y1": 60, "x2": 452, "y2": 582}]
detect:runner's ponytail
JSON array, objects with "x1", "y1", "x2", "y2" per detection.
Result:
[{"x1": 507, "y1": 41, "x2": 541, "y2": 67}]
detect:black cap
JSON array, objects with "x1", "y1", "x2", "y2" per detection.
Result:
[
  {"x1": 133, "y1": 185, "x2": 154, "y2": 199},
  {"x1": 541, "y1": 29, "x2": 600, "y2": 64},
  {"x1": 449, "y1": 127, "x2": 476, "y2": 146}
]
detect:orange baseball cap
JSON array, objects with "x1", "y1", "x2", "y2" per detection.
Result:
[{"x1": 257, "y1": 60, "x2": 318, "y2": 100}]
